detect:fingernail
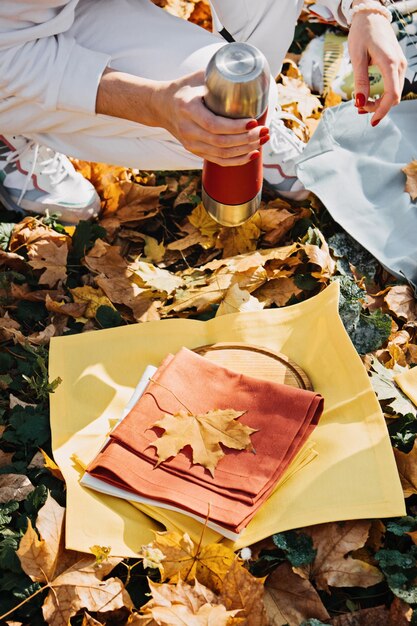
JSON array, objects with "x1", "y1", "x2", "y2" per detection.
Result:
[
  {"x1": 259, "y1": 127, "x2": 269, "y2": 137},
  {"x1": 371, "y1": 119, "x2": 380, "y2": 127},
  {"x1": 260, "y1": 135, "x2": 270, "y2": 146},
  {"x1": 249, "y1": 151, "x2": 261, "y2": 161},
  {"x1": 355, "y1": 93, "x2": 367, "y2": 108},
  {"x1": 358, "y1": 109, "x2": 367, "y2": 114},
  {"x1": 246, "y1": 120, "x2": 258, "y2": 130}
]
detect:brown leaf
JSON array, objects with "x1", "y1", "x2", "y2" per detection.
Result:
[
  {"x1": 394, "y1": 439, "x2": 417, "y2": 497},
  {"x1": 102, "y1": 180, "x2": 165, "y2": 219},
  {"x1": 330, "y1": 606, "x2": 389, "y2": 625},
  {"x1": 402, "y1": 160, "x2": 417, "y2": 201},
  {"x1": 83, "y1": 240, "x2": 129, "y2": 278},
  {"x1": 9, "y1": 217, "x2": 68, "y2": 253},
  {"x1": 0, "y1": 450, "x2": 14, "y2": 469},
  {"x1": 264, "y1": 562, "x2": 329, "y2": 626},
  {"x1": 304, "y1": 232, "x2": 336, "y2": 282},
  {"x1": 152, "y1": 408, "x2": 256, "y2": 476},
  {"x1": 294, "y1": 521, "x2": 383, "y2": 591},
  {"x1": 220, "y1": 560, "x2": 268, "y2": 626},
  {"x1": 0, "y1": 249, "x2": 28, "y2": 272},
  {"x1": 0, "y1": 474, "x2": 34, "y2": 503},
  {"x1": 254, "y1": 277, "x2": 302, "y2": 307},
  {"x1": 0, "y1": 316, "x2": 26, "y2": 344},
  {"x1": 45, "y1": 293, "x2": 87, "y2": 318},
  {"x1": 130, "y1": 261, "x2": 184, "y2": 295},
  {"x1": 16, "y1": 494, "x2": 132, "y2": 626},
  {"x1": 28, "y1": 240, "x2": 68, "y2": 287},
  {"x1": 385, "y1": 285, "x2": 417, "y2": 322},
  {"x1": 81, "y1": 613, "x2": 103, "y2": 626},
  {"x1": 388, "y1": 597, "x2": 413, "y2": 625},
  {"x1": 95, "y1": 276, "x2": 160, "y2": 322}
]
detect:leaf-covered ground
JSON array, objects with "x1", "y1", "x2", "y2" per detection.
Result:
[{"x1": 0, "y1": 2, "x2": 416, "y2": 624}]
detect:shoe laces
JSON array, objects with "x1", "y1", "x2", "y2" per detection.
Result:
[
  {"x1": 268, "y1": 109, "x2": 306, "y2": 164},
  {"x1": 5, "y1": 139, "x2": 70, "y2": 205}
]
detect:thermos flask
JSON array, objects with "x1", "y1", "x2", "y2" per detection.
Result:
[{"x1": 202, "y1": 42, "x2": 271, "y2": 227}]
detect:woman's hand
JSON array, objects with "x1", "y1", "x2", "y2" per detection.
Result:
[
  {"x1": 154, "y1": 70, "x2": 268, "y2": 166},
  {"x1": 348, "y1": 3, "x2": 407, "y2": 126}
]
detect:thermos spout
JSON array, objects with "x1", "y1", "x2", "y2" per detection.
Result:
[{"x1": 202, "y1": 43, "x2": 271, "y2": 227}]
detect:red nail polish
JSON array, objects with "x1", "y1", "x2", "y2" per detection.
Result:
[
  {"x1": 371, "y1": 119, "x2": 380, "y2": 127},
  {"x1": 246, "y1": 120, "x2": 258, "y2": 130},
  {"x1": 355, "y1": 93, "x2": 366, "y2": 108},
  {"x1": 358, "y1": 109, "x2": 367, "y2": 114},
  {"x1": 249, "y1": 151, "x2": 260, "y2": 161},
  {"x1": 259, "y1": 127, "x2": 269, "y2": 137},
  {"x1": 260, "y1": 135, "x2": 270, "y2": 146}
]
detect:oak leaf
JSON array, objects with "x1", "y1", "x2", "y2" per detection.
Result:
[
  {"x1": 394, "y1": 439, "x2": 417, "y2": 497},
  {"x1": 148, "y1": 531, "x2": 237, "y2": 590},
  {"x1": 28, "y1": 240, "x2": 68, "y2": 287},
  {"x1": 264, "y1": 562, "x2": 329, "y2": 626},
  {"x1": 294, "y1": 520, "x2": 383, "y2": 591},
  {"x1": 219, "y1": 559, "x2": 269, "y2": 626},
  {"x1": 151, "y1": 408, "x2": 256, "y2": 476},
  {"x1": 16, "y1": 494, "x2": 132, "y2": 626},
  {"x1": 138, "y1": 578, "x2": 241, "y2": 626},
  {"x1": 402, "y1": 160, "x2": 417, "y2": 201}
]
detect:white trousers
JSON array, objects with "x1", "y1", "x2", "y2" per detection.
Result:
[{"x1": 3, "y1": 0, "x2": 304, "y2": 169}]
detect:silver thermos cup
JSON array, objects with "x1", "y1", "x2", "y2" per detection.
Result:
[{"x1": 202, "y1": 42, "x2": 271, "y2": 227}]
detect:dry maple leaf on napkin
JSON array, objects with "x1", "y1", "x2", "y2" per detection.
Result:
[
  {"x1": 402, "y1": 160, "x2": 417, "y2": 201},
  {"x1": 151, "y1": 408, "x2": 257, "y2": 476}
]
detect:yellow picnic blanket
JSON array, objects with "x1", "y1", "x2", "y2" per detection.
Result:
[{"x1": 49, "y1": 281, "x2": 405, "y2": 557}]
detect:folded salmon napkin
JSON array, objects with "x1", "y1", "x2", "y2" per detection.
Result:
[
  {"x1": 86, "y1": 347, "x2": 323, "y2": 533},
  {"x1": 49, "y1": 282, "x2": 405, "y2": 556}
]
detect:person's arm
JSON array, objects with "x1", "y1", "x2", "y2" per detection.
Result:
[
  {"x1": 312, "y1": 0, "x2": 407, "y2": 123},
  {"x1": 0, "y1": 1, "x2": 111, "y2": 115},
  {"x1": 348, "y1": 0, "x2": 407, "y2": 125},
  {"x1": 95, "y1": 68, "x2": 268, "y2": 167}
]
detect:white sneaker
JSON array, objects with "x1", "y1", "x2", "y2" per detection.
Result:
[
  {"x1": 0, "y1": 135, "x2": 101, "y2": 224},
  {"x1": 263, "y1": 108, "x2": 310, "y2": 201}
]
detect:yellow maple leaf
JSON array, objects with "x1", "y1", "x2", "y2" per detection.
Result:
[
  {"x1": 151, "y1": 408, "x2": 256, "y2": 476},
  {"x1": 402, "y1": 160, "x2": 417, "y2": 201},
  {"x1": 216, "y1": 214, "x2": 261, "y2": 258},
  {"x1": 70, "y1": 285, "x2": 116, "y2": 318},
  {"x1": 189, "y1": 203, "x2": 221, "y2": 240},
  {"x1": 149, "y1": 531, "x2": 237, "y2": 589}
]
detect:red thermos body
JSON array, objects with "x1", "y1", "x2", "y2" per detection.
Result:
[{"x1": 202, "y1": 43, "x2": 270, "y2": 227}]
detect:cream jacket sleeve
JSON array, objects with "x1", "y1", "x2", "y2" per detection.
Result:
[{"x1": 0, "y1": 0, "x2": 111, "y2": 115}]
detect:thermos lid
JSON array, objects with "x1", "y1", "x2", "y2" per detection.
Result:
[{"x1": 204, "y1": 42, "x2": 270, "y2": 119}]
